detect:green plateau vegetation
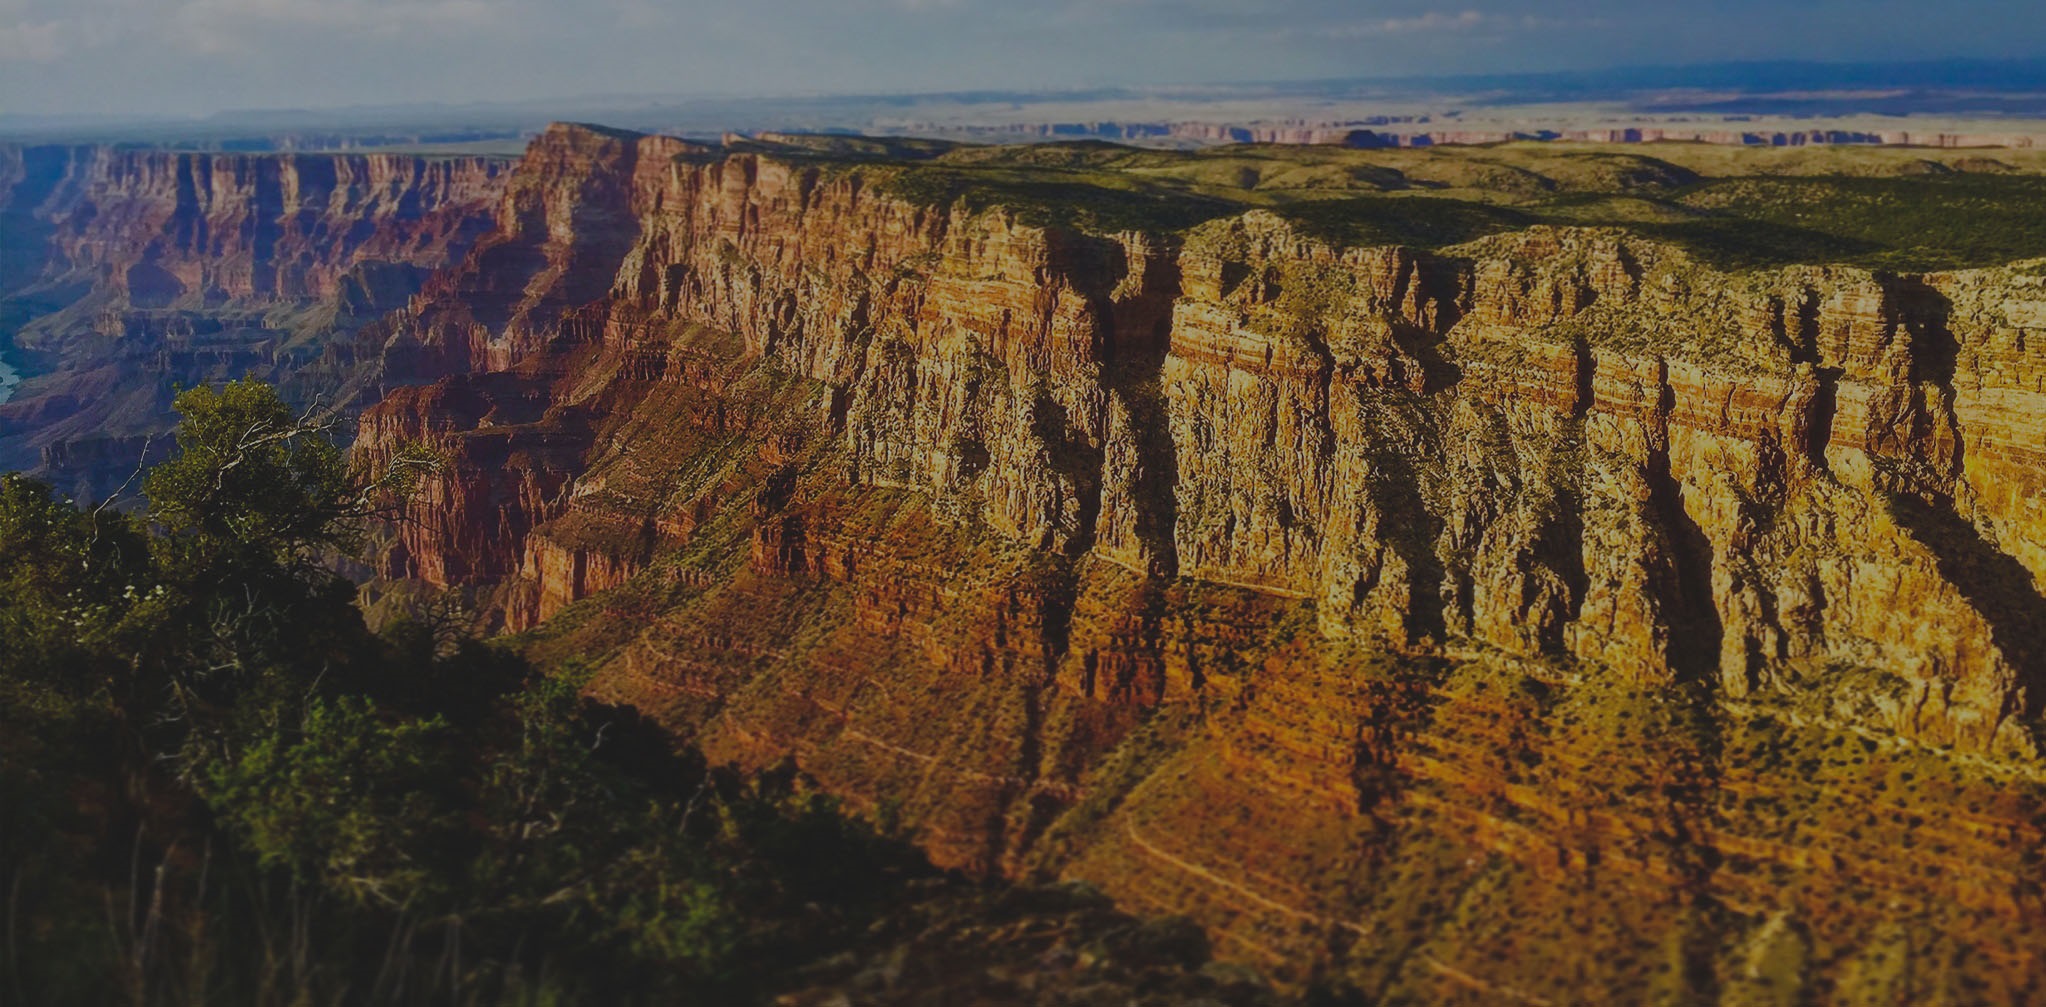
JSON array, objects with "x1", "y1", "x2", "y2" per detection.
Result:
[
  {"x1": 0, "y1": 380, "x2": 1274, "y2": 1006},
  {"x1": 762, "y1": 134, "x2": 2046, "y2": 271}
]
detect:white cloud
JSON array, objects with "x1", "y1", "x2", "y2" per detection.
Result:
[
  {"x1": 174, "y1": 0, "x2": 495, "y2": 28},
  {"x1": 0, "y1": 0, "x2": 501, "y2": 66},
  {"x1": 0, "y1": 0, "x2": 2039, "y2": 118},
  {"x1": 0, "y1": 7, "x2": 128, "y2": 63},
  {"x1": 1373, "y1": 9, "x2": 1486, "y2": 33},
  {"x1": 0, "y1": 19, "x2": 71, "y2": 61},
  {"x1": 167, "y1": 0, "x2": 498, "y2": 52},
  {"x1": 611, "y1": 0, "x2": 672, "y2": 29},
  {"x1": 1325, "y1": 8, "x2": 1589, "y2": 38}
]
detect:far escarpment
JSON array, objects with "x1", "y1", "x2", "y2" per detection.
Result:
[
  {"x1": 349, "y1": 124, "x2": 2046, "y2": 1002},
  {"x1": 0, "y1": 143, "x2": 509, "y2": 496}
]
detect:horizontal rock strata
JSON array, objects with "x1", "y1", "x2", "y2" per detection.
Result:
[
  {"x1": 341, "y1": 122, "x2": 2046, "y2": 1000},
  {"x1": 0, "y1": 143, "x2": 510, "y2": 493}
]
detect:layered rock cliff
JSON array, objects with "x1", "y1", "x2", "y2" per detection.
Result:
[
  {"x1": 352, "y1": 123, "x2": 2046, "y2": 1002},
  {"x1": 0, "y1": 143, "x2": 508, "y2": 494},
  {"x1": 0, "y1": 144, "x2": 505, "y2": 304}
]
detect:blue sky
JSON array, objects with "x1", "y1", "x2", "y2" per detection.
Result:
[{"x1": 2, "y1": 0, "x2": 2042, "y2": 117}]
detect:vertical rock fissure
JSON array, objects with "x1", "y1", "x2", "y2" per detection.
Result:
[
  {"x1": 1648, "y1": 365, "x2": 1725, "y2": 683},
  {"x1": 1107, "y1": 239, "x2": 1185, "y2": 577}
]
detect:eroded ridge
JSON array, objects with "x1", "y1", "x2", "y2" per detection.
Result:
[{"x1": 349, "y1": 123, "x2": 2046, "y2": 1001}]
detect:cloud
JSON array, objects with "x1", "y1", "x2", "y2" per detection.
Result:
[
  {"x1": 174, "y1": 0, "x2": 496, "y2": 29},
  {"x1": 1364, "y1": 9, "x2": 1489, "y2": 34},
  {"x1": 0, "y1": 4, "x2": 129, "y2": 63},
  {"x1": 0, "y1": 19, "x2": 71, "y2": 61},
  {"x1": 3, "y1": 0, "x2": 2044, "y2": 118},
  {"x1": 167, "y1": 0, "x2": 499, "y2": 52},
  {"x1": 1325, "y1": 8, "x2": 1591, "y2": 38},
  {"x1": 0, "y1": 0, "x2": 501, "y2": 66},
  {"x1": 610, "y1": 0, "x2": 674, "y2": 28}
]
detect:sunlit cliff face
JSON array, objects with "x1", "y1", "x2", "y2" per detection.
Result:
[
  {"x1": 8, "y1": 120, "x2": 2046, "y2": 1002},
  {"x1": 340, "y1": 124, "x2": 2046, "y2": 1003}
]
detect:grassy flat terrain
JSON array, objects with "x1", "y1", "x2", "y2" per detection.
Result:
[{"x1": 762, "y1": 135, "x2": 2046, "y2": 271}]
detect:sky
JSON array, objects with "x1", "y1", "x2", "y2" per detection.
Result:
[{"x1": 3, "y1": 0, "x2": 2044, "y2": 118}]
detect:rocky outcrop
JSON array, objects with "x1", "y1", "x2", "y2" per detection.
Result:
[
  {"x1": 1158, "y1": 222, "x2": 2046, "y2": 752},
  {"x1": 368, "y1": 124, "x2": 2046, "y2": 752},
  {"x1": 350, "y1": 124, "x2": 2046, "y2": 1001}
]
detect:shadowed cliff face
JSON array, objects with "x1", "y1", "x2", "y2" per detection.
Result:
[
  {"x1": 0, "y1": 143, "x2": 509, "y2": 498},
  {"x1": 358, "y1": 123, "x2": 2046, "y2": 1000}
]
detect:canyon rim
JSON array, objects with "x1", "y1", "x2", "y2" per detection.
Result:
[{"x1": 10, "y1": 32, "x2": 2046, "y2": 1007}]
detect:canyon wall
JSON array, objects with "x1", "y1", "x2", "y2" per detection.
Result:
[
  {"x1": 344, "y1": 123, "x2": 2046, "y2": 1001},
  {"x1": 371, "y1": 124, "x2": 2046, "y2": 748},
  {"x1": 0, "y1": 143, "x2": 509, "y2": 494},
  {"x1": 0, "y1": 144, "x2": 506, "y2": 304}
]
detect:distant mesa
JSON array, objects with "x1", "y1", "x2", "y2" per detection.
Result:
[{"x1": 884, "y1": 118, "x2": 2046, "y2": 150}]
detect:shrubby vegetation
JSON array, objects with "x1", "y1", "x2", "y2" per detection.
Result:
[
  {"x1": 821, "y1": 137, "x2": 2046, "y2": 271},
  {"x1": 0, "y1": 380, "x2": 926, "y2": 1005}
]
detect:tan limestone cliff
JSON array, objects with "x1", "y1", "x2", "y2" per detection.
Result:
[{"x1": 353, "y1": 123, "x2": 2046, "y2": 1002}]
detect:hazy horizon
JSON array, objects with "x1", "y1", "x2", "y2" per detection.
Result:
[{"x1": 4, "y1": 0, "x2": 2044, "y2": 119}]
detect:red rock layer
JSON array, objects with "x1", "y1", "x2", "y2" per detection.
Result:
[
  {"x1": 0, "y1": 142, "x2": 511, "y2": 494},
  {"x1": 355, "y1": 123, "x2": 2046, "y2": 1001},
  {"x1": 1, "y1": 144, "x2": 507, "y2": 306}
]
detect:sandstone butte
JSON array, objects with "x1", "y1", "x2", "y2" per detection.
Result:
[{"x1": 10, "y1": 122, "x2": 2046, "y2": 1003}]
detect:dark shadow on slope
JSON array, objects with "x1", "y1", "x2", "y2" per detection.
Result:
[
  {"x1": 1029, "y1": 389, "x2": 1104, "y2": 557},
  {"x1": 1803, "y1": 367, "x2": 1842, "y2": 473},
  {"x1": 1647, "y1": 378, "x2": 1724, "y2": 683},
  {"x1": 1649, "y1": 471, "x2": 1724, "y2": 683},
  {"x1": 1365, "y1": 428, "x2": 1449, "y2": 643},
  {"x1": 1385, "y1": 252, "x2": 1468, "y2": 394},
  {"x1": 1114, "y1": 368, "x2": 1181, "y2": 577},
  {"x1": 1101, "y1": 241, "x2": 1185, "y2": 579},
  {"x1": 1535, "y1": 484, "x2": 1592, "y2": 654},
  {"x1": 1888, "y1": 495, "x2": 2046, "y2": 719},
  {"x1": 0, "y1": 146, "x2": 77, "y2": 297},
  {"x1": 1863, "y1": 278, "x2": 2046, "y2": 720}
]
